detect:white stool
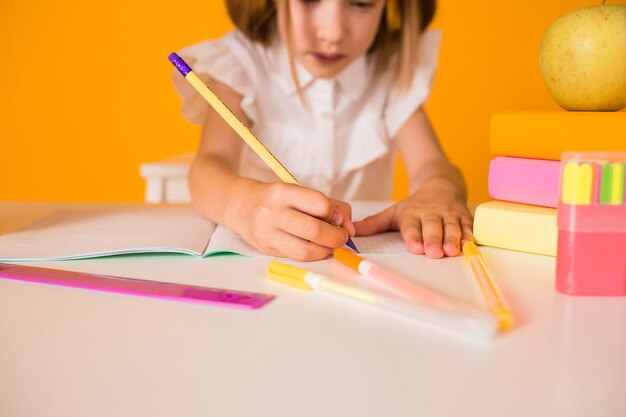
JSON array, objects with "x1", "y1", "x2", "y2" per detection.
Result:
[{"x1": 139, "y1": 152, "x2": 194, "y2": 203}]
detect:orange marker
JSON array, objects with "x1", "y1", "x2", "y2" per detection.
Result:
[{"x1": 333, "y1": 248, "x2": 458, "y2": 309}]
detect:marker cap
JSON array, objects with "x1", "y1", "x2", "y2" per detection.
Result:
[
  {"x1": 267, "y1": 261, "x2": 312, "y2": 291},
  {"x1": 334, "y1": 247, "x2": 363, "y2": 272}
]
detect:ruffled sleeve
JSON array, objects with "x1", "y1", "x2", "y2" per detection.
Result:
[
  {"x1": 383, "y1": 29, "x2": 441, "y2": 138},
  {"x1": 171, "y1": 30, "x2": 260, "y2": 125}
]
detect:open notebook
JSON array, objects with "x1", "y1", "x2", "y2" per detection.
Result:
[{"x1": 0, "y1": 202, "x2": 408, "y2": 261}]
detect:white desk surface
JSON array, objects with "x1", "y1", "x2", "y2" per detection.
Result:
[{"x1": 1, "y1": 202, "x2": 624, "y2": 417}]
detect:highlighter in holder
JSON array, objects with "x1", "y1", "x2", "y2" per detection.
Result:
[{"x1": 556, "y1": 151, "x2": 626, "y2": 296}]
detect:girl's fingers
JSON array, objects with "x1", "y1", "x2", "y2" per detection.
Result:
[
  {"x1": 353, "y1": 205, "x2": 396, "y2": 236},
  {"x1": 419, "y1": 214, "x2": 445, "y2": 259},
  {"x1": 280, "y1": 185, "x2": 335, "y2": 220},
  {"x1": 397, "y1": 215, "x2": 425, "y2": 255},
  {"x1": 442, "y1": 217, "x2": 463, "y2": 257},
  {"x1": 460, "y1": 216, "x2": 475, "y2": 246},
  {"x1": 274, "y1": 207, "x2": 349, "y2": 250},
  {"x1": 262, "y1": 229, "x2": 333, "y2": 261},
  {"x1": 329, "y1": 200, "x2": 356, "y2": 236},
  {"x1": 268, "y1": 186, "x2": 356, "y2": 240}
]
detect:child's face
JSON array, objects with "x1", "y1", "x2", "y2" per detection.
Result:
[{"x1": 278, "y1": 0, "x2": 386, "y2": 79}]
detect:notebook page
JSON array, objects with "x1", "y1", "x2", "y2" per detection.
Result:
[
  {"x1": 204, "y1": 226, "x2": 263, "y2": 257},
  {"x1": 352, "y1": 232, "x2": 407, "y2": 254},
  {"x1": 0, "y1": 206, "x2": 216, "y2": 261}
]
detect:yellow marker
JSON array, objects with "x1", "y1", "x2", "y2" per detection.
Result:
[
  {"x1": 562, "y1": 162, "x2": 593, "y2": 205},
  {"x1": 462, "y1": 242, "x2": 514, "y2": 331},
  {"x1": 561, "y1": 161, "x2": 578, "y2": 204}
]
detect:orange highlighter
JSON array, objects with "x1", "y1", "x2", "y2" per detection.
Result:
[{"x1": 333, "y1": 248, "x2": 456, "y2": 308}]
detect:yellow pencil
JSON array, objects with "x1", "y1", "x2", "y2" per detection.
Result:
[
  {"x1": 462, "y1": 241, "x2": 514, "y2": 330},
  {"x1": 169, "y1": 53, "x2": 359, "y2": 252},
  {"x1": 169, "y1": 53, "x2": 298, "y2": 184}
]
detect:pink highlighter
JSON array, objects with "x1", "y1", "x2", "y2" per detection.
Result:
[
  {"x1": 556, "y1": 152, "x2": 626, "y2": 296},
  {"x1": 333, "y1": 248, "x2": 460, "y2": 310},
  {"x1": 0, "y1": 263, "x2": 275, "y2": 309}
]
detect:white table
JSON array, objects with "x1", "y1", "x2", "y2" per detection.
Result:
[{"x1": 1, "y1": 202, "x2": 624, "y2": 417}]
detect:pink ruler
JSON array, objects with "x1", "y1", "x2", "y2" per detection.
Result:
[{"x1": 0, "y1": 263, "x2": 275, "y2": 309}]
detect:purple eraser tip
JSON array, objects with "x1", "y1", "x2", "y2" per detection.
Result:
[{"x1": 168, "y1": 52, "x2": 192, "y2": 76}]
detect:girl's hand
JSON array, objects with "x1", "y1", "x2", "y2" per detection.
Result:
[
  {"x1": 353, "y1": 178, "x2": 473, "y2": 258},
  {"x1": 231, "y1": 182, "x2": 355, "y2": 261}
]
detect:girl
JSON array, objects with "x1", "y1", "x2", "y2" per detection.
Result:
[{"x1": 172, "y1": 0, "x2": 474, "y2": 261}]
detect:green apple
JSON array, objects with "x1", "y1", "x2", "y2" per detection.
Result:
[{"x1": 539, "y1": 2, "x2": 626, "y2": 111}]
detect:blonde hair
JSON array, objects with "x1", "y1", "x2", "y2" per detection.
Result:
[{"x1": 226, "y1": 0, "x2": 436, "y2": 92}]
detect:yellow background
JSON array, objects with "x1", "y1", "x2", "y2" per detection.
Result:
[{"x1": 0, "y1": 0, "x2": 611, "y2": 202}]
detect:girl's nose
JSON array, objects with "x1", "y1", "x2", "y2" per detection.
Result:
[{"x1": 316, "y1": 4, "x2": 345, "y2": 44}]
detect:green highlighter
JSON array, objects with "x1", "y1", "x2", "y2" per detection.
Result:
[{"x1": 599, "y1": 162, "x2": 625, "y2": 204}]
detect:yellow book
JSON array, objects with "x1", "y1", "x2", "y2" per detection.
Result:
[
  {"x1": 490, "y1": 111, "x2": 626, "y2": 160},
  {"x1": 473, "y1": 201, "x2": 557, "y2": 256}
]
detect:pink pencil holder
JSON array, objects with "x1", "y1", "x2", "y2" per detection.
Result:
[{"x1": 556, "y1": 152, "x2": 626, "y2": 296}]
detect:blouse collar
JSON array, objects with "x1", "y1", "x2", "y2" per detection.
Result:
[{"x1": 266, "y1": 38, "x2": 370, "y2": 102}]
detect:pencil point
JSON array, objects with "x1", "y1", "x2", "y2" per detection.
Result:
[{"x1": 345, "y1": 237, "x2": 359, "y2": 253}]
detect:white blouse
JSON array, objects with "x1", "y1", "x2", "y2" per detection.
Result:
[{"x1": 172, "y1": 29, "x2": 441, "y2": 200}]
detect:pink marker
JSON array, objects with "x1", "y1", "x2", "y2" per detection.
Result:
[
  {"x1": 0, "y1": 263, "x2": 274, "y2": 309},
  {"x1": 333, "y1": 248, "x2": 461, "y2": 310},
  {"x1": 592, "y1": 163, "x2": 603, "y2": 204}
]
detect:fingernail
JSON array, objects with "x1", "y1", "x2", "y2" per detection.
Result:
[
  {"x1": 426, "y1": 245, "x2": 444, "y2": 259},
  {"x1": 408, "y1": 241, "x2": 425, "y2": 255}
]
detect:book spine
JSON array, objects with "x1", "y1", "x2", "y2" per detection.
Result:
[
  {"x1": 473, "y1": 201, "x2": 557, "y2": 256},
  {"x1": 490, "y1": 112, "x2": 626, "y2": 160},
  {"x1": 488, "y1": 157, "x2": 561, "y2": 208}
]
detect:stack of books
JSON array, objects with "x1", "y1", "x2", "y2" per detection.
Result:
[{"x1": 473, "y1": 111, "x2": 626, "y2": 256}]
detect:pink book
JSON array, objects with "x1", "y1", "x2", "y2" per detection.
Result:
[{"x1": 488, "y1": 157, "x2": 561, "y2": 208}]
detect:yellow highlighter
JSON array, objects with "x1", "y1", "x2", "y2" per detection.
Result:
[
  {"x1": 267, "y1": 261, "x2": 498, "y2": 341},
  {"x1": 562, "y1": 161, "x2": 594, "y2": 205},
  {"x1": 168, "y1": 53, "x2": 359, "y2": 253},
  {"x1": 462, "y1": 242, "x2": 514, "y2": 331}
]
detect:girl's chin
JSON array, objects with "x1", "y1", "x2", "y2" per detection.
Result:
[{"x1": 303, "y1": 59, "x2": 348, "y2": 79}]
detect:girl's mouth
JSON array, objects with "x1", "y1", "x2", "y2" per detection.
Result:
[{"x1": 311, "y1": 52, "x2": 345, "y2": 65}]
